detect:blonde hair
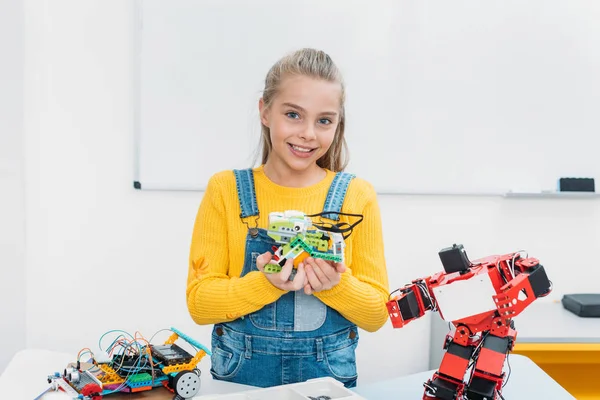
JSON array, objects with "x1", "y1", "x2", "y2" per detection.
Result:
[{"x1": 258, "y1": 48, "x2": 349, "y2": 172}]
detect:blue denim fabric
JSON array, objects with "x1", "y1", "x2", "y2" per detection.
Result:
[
  {"x1": 233, "y1": 169, "x2": 258, "y2": 218},
  {"x1": 210, "y1": 169, "x2": 358, "y2": 388},
  {"x1": 322, "y1": 172, "x2": 355, "y2": 221}
]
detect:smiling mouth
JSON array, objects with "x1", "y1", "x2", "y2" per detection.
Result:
[{"x1": 288, "y1": 143, "x2": 316, "y2": 153}]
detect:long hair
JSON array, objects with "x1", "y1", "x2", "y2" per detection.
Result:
[{"x1": 257, "y1": 48, "x2": 349, "y2": 172}]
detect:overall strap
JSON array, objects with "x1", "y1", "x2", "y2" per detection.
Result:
[
  {"x1": 322, "y1": 172, "x2": 356, "y2": 221},
  {"x1": 233, "y1": 169, "x2": 259, "y2": 219}
]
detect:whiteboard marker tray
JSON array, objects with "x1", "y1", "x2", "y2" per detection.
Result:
[{"x1": 196, "y1": 377, "x2": 365, "y2": 399}]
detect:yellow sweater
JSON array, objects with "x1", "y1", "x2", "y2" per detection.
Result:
[{"x1": 186, "y1": 166, "x2": 390, "y2": 332}]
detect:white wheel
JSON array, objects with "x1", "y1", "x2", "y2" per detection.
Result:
[{"x1": 174, "y1": 370, "x2": 201, "y2": 399}]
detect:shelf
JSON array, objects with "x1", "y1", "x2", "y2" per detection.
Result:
[{"x1": 503, "y1": 192, "x2": 600, "y2": 199}]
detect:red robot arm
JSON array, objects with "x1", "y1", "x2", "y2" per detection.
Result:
[
  {"x1": 493, "y1": 255, "x2": 551, "y2": 321},
  {"x1": 386, "y1": 244, "x2": 552, "y2": 400},
  {"x1": 386, "y1": 274, "x2": 440, "y2": 328}
]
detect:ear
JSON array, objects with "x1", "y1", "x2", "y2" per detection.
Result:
[{"x1": 259, "y1": 98, "x2": 270, "y2": 127}]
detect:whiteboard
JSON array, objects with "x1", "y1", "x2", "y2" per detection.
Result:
[{"x1": 135, "y1": 0, "x2": 600, "y2": 194}]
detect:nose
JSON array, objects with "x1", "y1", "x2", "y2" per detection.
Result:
[{"x1": 299, "y1": 123, "x2": 316, "y2": 141}]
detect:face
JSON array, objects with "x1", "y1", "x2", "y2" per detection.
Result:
[{"x1": 260, "y1": 75, "x2": 341, "y2": 174}]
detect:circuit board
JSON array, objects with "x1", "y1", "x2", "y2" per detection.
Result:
[
  {"x1": 43, "y1": 327, "x2": 210, "y2": 400},
  {"x1": 150, "y1": 344, "x2": 193, "y2": 366},
  {"x1": 69, "y1": 370, "x2": 102, "y2": 392}
]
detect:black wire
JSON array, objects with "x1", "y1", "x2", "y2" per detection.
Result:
[
  {"x1": 466, "y1": 331, "x2": 489, "y2": 370},
  {"x1": 502, "y1": 352, "x2": 511, "y2": 388},
  {"x1": 388, "y1": 288, "x2": 401, "y2": 300},
  {"x1": 498, "y1": 265, "x2": 510, "y2": 284},
  {"x1": 307, "y1": 211, "x2": 364, "y2": 239}
]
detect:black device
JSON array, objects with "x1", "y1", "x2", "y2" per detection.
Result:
[
  {"x1": 150, "y1": 343, "x2": 194, "y2": 366},
  {"x1": 558, "y1": 178, "x2": 595, "y2": 192},
  {"x1": 561, "y1": 294, "x2": 600, "y2": 317},
  {"x1": 438, "y1": 244, "x2": 471, "y2": 274}
]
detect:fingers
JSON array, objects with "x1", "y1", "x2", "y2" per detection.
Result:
[
  {"x1": 315, "y1": 258, "x2": 341, "y2": 282},
  {"x1": 278, "y1": 258, "x2": 294, "y2": 283},
  {"x1": 311, "y1": 259, "x2": 332, "y2": 286},
  {"x1": 304, "y1": 258, "x2": 329, "y2": 292},
  {"x1": 284, "y1": 263, "x2": 306, "y2": 292},
  {"x1": 256, "y1": 252, "x2": 272, "y2": 272},
  {"x1": 260, "y1": 254, "x2": 344, "y2": 294},
  {"x1": 304, "y1": 263, "x2": 322, "y2": 291},
  {"x1": 335, "y1": 262, "x2": 346, "y2": 274},
  {"x1": 304, "y1": 283, "x2": 313, "y2": 295}
]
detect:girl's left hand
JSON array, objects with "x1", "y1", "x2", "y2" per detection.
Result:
[{"x1": 302, "y1": 257, "x2": 346, "y2": 295}]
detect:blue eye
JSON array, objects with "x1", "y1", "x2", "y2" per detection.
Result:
[
  {"x1": 319, "y1": 118, "x2": 332, "y2": 125},
  {"x1": 286, "y1": 112, "x2": 300, "y2": 119}
]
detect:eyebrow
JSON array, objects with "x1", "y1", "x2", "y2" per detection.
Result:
[{"x1": 282, "y1": 102, "x2": 338, "y2": 117}]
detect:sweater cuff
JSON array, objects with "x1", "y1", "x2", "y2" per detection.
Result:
[{"x1": 241, "y1": 271, "x2": 287, "y2": 305}]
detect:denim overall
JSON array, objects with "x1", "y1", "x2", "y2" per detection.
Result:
[{"x1": 209, "y1": 169, "x2": 360, "y2": 388}]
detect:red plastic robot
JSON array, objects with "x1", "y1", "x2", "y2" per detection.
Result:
[{"x1": 386, "y1": 244, "x2": 552, "y2": 400}]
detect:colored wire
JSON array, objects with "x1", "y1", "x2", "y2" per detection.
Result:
[
  {"x1": 77, "y1": 348, "x2": 94, "y2": 362},
  {"x1": 33, "y1": 387, "x2": 52, "y2": 400},
  {"x1": 57, "y1": 327, "x2": 205, "y2": 397},
  {"x1": 149, "y1": 328, "x2": 174, "y2": 344},
  {"x1": 510, "y1": 250, "x2": 528, "y2": 278},
  {"x1": 417, "y1": 282, "x2": 437, "y2": 312},
  {"x1": 132, "y1": 333, "x2": 156, "y2": 383},
  {"x1": 98, "y1": 330, "x2": 135, "y2": 353},
  {"x1": 150, "y1": 327, "x2": 202, "y2": 355}
]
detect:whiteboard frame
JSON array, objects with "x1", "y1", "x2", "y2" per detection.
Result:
[{"x1": 132, "y1": 0, "x2": 600, "y2": 197}]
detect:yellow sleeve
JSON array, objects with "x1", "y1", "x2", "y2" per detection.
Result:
[
  {"x1": 314, "y1": 185, "x2": 390, "y2": 332},
  {"x1": 186, "y1": 174, "x2": 286, "y2": 325}
]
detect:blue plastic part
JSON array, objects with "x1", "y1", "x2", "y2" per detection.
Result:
[
  {"x1": 170, "y1": 327, "x2": 212, "y2": 356},
  {"x1": 33, "y1": 387, "x2": 53, "y2": 400},
  {"x1": 128, "y1": 380, "x2": 153, "y2": 388}
]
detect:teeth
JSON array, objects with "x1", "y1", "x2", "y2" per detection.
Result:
[{"x1": 291, "y1": 144, "x2": 312, "y2": 153}]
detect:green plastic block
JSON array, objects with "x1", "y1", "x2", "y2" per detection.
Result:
[
  {"x1": 264, "y1": 264, "x2": 282, "y2": 273},
  {"x1": 128, "y1": 373, "x2": 152, "y2": 384}
]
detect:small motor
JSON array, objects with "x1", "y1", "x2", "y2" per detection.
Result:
[{"x1": 438, "y1": 244, "x2": 471, "y2": 274}]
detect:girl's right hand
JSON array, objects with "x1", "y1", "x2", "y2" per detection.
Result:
[{"x1": 256, "y1": 252, "x2": 307, "y2": 292}]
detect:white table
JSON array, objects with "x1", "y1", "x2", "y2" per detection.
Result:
[
  {"x1": 1, "y1": 348, "x2": 576, "y2": 399},
  {"x1": 353, "y1": 353, "x2": 575, "y2": 399},
  {"x1": 0, "y1": 349, "x2": 253, "y2": 399}
]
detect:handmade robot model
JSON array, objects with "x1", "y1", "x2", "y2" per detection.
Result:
[
  {"x1": 263, "y1": 210, "x2": 361, "y2": 274},
  {"x1": 42, "y1": 327, "x2": 211, "y2": 400},
  {"x1": 386, "y1": 244, "x2": 552, "y2": 400}
]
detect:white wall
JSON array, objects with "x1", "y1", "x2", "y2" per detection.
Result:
[
  {"x1": 15, "y1": 0, "x2": 600, "y2": 386},
  {"x1": 0, "y1": 0, "x2": 25, "y2": 375},
  {"x1": 18, "y1": 0, "x2": 430, "y2": 384}
]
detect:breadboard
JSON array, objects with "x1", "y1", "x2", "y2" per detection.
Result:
[{"x1": 196, "y1": 377, "x2": 365, "y2": 399}]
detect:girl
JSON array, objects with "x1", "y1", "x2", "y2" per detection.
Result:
[{"x1": 186, "y1": 48, "x2": 389, "y2": 388}]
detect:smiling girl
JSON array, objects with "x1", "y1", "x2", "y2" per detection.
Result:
[{"x1": 186, "y1": 48, "x2": 389, "y2": 388}]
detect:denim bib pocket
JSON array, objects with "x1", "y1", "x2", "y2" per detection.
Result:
[
  {"x1": 248, "y1": 251, "x2": 277, "y2": 330},
  {"x1": 210, "y1": 339, "x2": 245, "y2": 380},
  {"x1": 324, "y1": 340, "x2": 358, "y2": 382}
]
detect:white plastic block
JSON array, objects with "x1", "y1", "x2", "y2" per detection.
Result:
[
  {"x1": 196, "y1": 377, "x2": 365, "y2": 399},
  {"x1": 93, "y1": 351, "x2": 112, "y2": 364}
]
